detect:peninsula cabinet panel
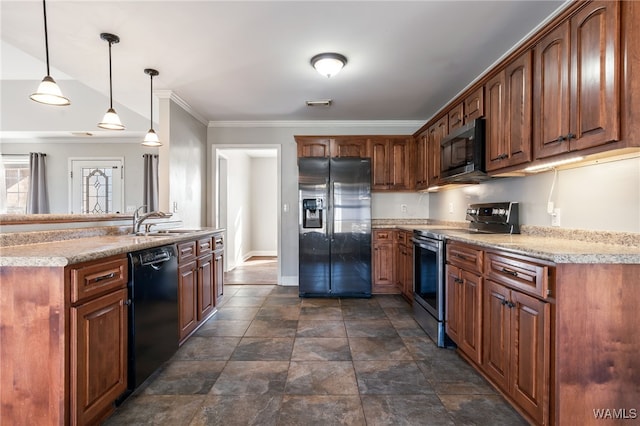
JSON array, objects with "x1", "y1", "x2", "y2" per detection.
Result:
[
  {"x1": 485, "y1": 50, "x2": 533, "y2": 171},
  {"x1": 197, "y1": 253, "x2": 215, "y2": 321},
  {"x1": 71, "y1": 288, "x2": 128, "y2": 426},
  {"x1": 534, "y1": 0, "x2": 620, "y2": 159},
  {"x1": 178, "y1": 259, "x2": 198, "y2": 342}
]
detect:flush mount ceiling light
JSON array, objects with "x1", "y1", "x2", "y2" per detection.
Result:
[
  {"x1": 97, "y1": 33, "x2": 125, "y2": 130},
  {"x1": 30, "y1": 0, "x2": 70, "y2": 106},
  {"x1": 310, "y1": 53, "x2": 347, "y2": 78},
  {"x1": 142, "y1": 68, "x2": 162, "y2": 147}
]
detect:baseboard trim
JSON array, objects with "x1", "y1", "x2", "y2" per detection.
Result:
[{"x1": 279, "y1": 275, "x2": 298, "y2": 286}]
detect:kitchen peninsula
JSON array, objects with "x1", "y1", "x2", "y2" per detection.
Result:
[{"x1": 0, "y1": 221, "x2": 225, "y2": 425}]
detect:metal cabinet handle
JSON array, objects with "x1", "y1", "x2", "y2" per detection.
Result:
[
  {"x1": 94, "y1": 272, "x2": 115, "y2": 282},
  {"x1": 501, "y1": 267, "x2": 518, "y2": 277},
  {"x1": 454, "y1": 278, "x2": 463, "y2": 284},
  {"x1": 557, "y1": 135, "x2": 566, "y2": 142},
  {"x1": 455, "y1": 254, "x2": 468, "y2": 261},
  {"x1": 567, "y1": 133, "x2": 575, "y2": 140}
]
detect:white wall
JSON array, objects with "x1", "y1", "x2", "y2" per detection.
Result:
[
  {"x1": 222, "y1": 151, "x2": 252, "y2": 270},
  {"x1": 0, "y1": 139, "x2": 155, "y2": 213},
  {"x1": 428, "y1": 156, "x2": 640, "y2": 233},
  {"x1": 250, "y1": 157, "x2": 278, "y2": 255},
  {"x1": 372, "y1": 192, "x2": 429, "y2": 219}
]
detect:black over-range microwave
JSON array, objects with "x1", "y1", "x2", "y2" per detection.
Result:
[{"x1": 440, "y1": 118, "x2": 491, "y2": 184}]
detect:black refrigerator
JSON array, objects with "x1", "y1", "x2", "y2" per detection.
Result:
[{"x1": 298, "y1": 157, "x2": 371, "y2": 297}]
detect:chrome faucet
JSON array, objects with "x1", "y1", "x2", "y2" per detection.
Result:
[{"x1": 132, "y1": 205, "x2": 172, "y2": 234}]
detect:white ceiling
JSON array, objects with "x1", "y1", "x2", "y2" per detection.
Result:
[{"x1": 1, "y1": 0, "x2": 568, "y2": 130}]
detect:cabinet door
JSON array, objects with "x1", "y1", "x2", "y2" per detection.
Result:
[
  {"x1": 372, "y1": 235, "x2": 397, "y2": 294},
  {"x1": 404, "y1": 242, "x2": 414, "y2": 301},
  {"x1": 296, "y1": 137, "x2": 331, "y2": 158},
  {"x1": 389, "y1": 138, "x2": 413, "y2": 190},
  {"x1": 485, "y1": 70, "x2": 507, "y2": 170},
  {"x1": 503, "y1": 50, "x2": 533, "y2": 168},
  {"x1": 198, "y1": 253, "x2": 215, "y2": 321},
  {"x1": 332, "y1": 137, "x2": 369, "y2": 158},
  {"x1": 428, "y1": 116, "x2": 448, "y2": 186},
  {"x1": 214, "y1": 249, "x2": 224, "y2": 301},
  {"x1": 445, "y1": 264, "x2": 462, "y2": 344},
  {"x1": 510, "y1": 290, "x2": 550, "y2": 425},
  {"x1": 415, "y1": 132, "x2": 429, "y2": 190},
  {"x1": 464, "y1": 87, "x2": 484, "y2": 123},
  {"x1": 71, "y1": 289, "x2": 128, "y2": 426},
  {"x1": 459, "y1": 269, "x2": 482, "y2": 365},
  {"x1": 178, "y1": 260, "x2": 198, "y2": 342},
  {"x1": 569, "y1": 0, "x2": 620, "y2": 151},
  {"x1": 483, "y1": 279, "x2": 511, "y2": 392},
  {"x1": 534, "y1": 21, "x2": 571, "y2": 159},
  {"x1": 448, "y1": 103, "x2": 465, "y2": 133},
  {"x1": 370, "y1": 138, "x2": 390, "y2": 190}
]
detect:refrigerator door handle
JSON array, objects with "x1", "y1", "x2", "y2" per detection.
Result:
[{"x1": 328, "y1": 180, "x2": 334, "y2": 241}]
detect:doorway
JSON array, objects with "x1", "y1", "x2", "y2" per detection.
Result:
[{"x1": 215, "y1": 146, "x2": 281, "y2": 285}]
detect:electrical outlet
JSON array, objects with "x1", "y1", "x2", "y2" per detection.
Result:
[
  {"x1": 449, "y1": 202, "x2": 454, "y2": 214},
  {"x1": 400, "y1": 204, "x2": 407, "y2": 213},
  {"x1": 551, "y1": 208, "x2": 561, "y2": 227}
]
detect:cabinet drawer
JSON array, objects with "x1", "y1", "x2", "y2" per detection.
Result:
[
  {"x1": 396, "y1": 231, "x2": 407, "y2": 245},
  {"x1": 177, "y1": 240, "x2": 197, "y2": 263},
  {"x1": 446, "y1": 243, "x2": 483, "y2": 274},
  {"x1": 373, "y1": 230, "x2": 394, "y2": 241},
  {"x1": 485, "y1": 252, "x2": 552, "y2": 299},
  {"x1": 196, "y1": 237, "x2": 213, "y2": 255},
  {"x1": 214, "y1": 234, "x2": 224, "y2": 250},
  {"x1": 70, "y1": 256, "x2": 128, "y2": 303}
]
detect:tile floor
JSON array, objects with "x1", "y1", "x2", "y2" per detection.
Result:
[{"x1": 104, "y1": 285, "x2": 527, "y2": 425}]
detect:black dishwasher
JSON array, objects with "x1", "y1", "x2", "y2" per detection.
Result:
[{"x1": 127, "y1": 244, "x2": 178, "y2": 390}]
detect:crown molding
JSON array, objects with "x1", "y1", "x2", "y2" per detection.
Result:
[
  {"x1": 154, "y1": 90, "x2": 208, "y2": 126},
  {"x1": 208, "y1": 120, "x2": 424, "y2": 130}
]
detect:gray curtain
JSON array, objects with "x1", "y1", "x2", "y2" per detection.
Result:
[
  {"x1": 143, "y1": 154, "x2": 159, "y2": 212},
  {"x1": 26, "y1": 152, "x2": 49, "y2": 214}
]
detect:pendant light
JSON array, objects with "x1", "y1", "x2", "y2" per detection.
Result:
[
  {"x1": 30, "y1": 0, "x2": 70, "y2": 106},
  {"x1": 310, "y1": 53, "x2": 347, "y2": 78},
  {"x1": 142, "y1": 68, "x2": 161, "y2": 147},
  {"x1": 97, "y1": 33, "x2": 125, "y2": 130}
]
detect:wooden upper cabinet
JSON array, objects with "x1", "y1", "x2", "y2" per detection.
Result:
[
  {"x1": 415, "y1": 130, "x2": 429, "y2": 190},
  {"x1": 464, "y1": 87, "x2": 484, "y2": 123},
  {"x1": 295, "y1": 137, "x2": 331, "y2": 158},
  {"x1": 448, "y1": 102, "x2": 465, "y2": 133},
  {"x1": 534, "y1": 0, "x2": 620, "y2": 159},
  {"x1": 371, "y1": 137, "x2": 413, "y2": 191},
  {"x1": 331, "y1": 137, "x2": 369, "y2": 157},
  {"x1": 428, "y1": 116, "x2": 448, "y2": 186},
  {"x1": 485, "y1": 50, "x2": 533, "y2": 171}
]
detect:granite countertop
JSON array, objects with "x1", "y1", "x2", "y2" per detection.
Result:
[
  {"x1": 0, "y1": 228, "x2": 224, "y2": 267},
  {"x1": 388, "y1": 224, "x2": 640, "y2": 264}
]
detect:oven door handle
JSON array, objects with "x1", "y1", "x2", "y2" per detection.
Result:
[{"x1": 412, "y1": 238, "x2": 441, "y2": 252}]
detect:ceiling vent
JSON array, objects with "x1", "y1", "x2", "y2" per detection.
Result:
[{"x1": 305, "y1": 99, "x2": 332, "y2": 107}]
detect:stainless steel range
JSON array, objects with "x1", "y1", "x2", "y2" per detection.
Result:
[{"x1": 412, "y1": 202, "x2": 520, "y2": 347}]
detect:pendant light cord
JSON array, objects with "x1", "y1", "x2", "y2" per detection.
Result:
[
  {"x1": 42, "y1": 0, "x2": 50, "y2": 76},
  {"x1": 149, "y1": 73, "x2": 153, "y2": 129},
  {"x1": 108, "y1": 41, "x2": 113, "y2": 108}
]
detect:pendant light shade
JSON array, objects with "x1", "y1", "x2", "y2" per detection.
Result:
[
  {"x1": 310, "y1": 52, "x2": 347, "y2": 78},
  {"x1": 30, "y1": 0, "x2": 70, "y2": 106},
  {"x1": 141, "y1": 68, "x2": 161, "y2": 147},
  {"x1": 97, "y1": 33, "x2": 124, "y2": 130}
]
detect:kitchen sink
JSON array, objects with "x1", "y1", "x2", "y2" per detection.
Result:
[{"x1": 133, "y1": 229, "x2": 201, "y2": 237}]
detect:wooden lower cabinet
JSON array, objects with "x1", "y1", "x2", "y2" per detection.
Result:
[
  {"x1": 177, "y1": 234, "x2": 222, "y2": 344},
  {"x1": 445, "y1": 264, "x2": 482, "y2": 365},
  {"x1": 372, "y1": 229, "x2": 398, "y2": 294},
  {"x1": 71, "y1": 288, "x2": 129, "y2": 425},
  {"x1": 483, "y1": 279, "x2": 550, "y2": 425}
]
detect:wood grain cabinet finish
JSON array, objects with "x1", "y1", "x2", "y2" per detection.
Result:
[
  {"x1": 177, "y1": 235, "x2": 221, "y2": 344},
  {"x1": 295, "y1": 137, "x2": 331, "y2": 158},
  {"x1": 446, "y1": 243, "x2": 483, "y2": 364},
  {"x1": 448, "y1": 102, "x2": 465, "y2": 133},
  {"x1": 371, "y1": 137, "x2": 414, "y2": 191},
  {"x1": 393, "y1": 230, "x2": 413, "y2": 301},
  {"x1": 372, "y1": 229, "x2": 399, "y2": 294},
  {"x1": 214, "y1": 234, "x2": 225, "y2": 301},
  {"x1": 71, "y1": 288, "x2": 128, "y2": 426},
  {"x1": 533, "y1": 0, "x2": 620, "y2": 159},
  {"x1": 464, "y1": 87, "x2": 485, "y2": 123},
  {"x1": 331, "y1": 137, "x2": 369, "y2": 157},
  {"x1": 427, "y1": 116, "x2": 448, "y2": 186},
  {"x1": 414, "y1": 130, "x2": 429, "y2": 190},
  {"x1": 483, "y1": 279, "x2": 550, "y2": 426},
  {"x1": 485, "y1": 50, "x2": 533, "y2": 171}
]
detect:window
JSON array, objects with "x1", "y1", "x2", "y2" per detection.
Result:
[{"x1": 0, "y1": 154, "x2": 30, "y2": 214}]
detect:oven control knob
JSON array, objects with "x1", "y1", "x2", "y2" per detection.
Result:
[
  {"x1": 492, "y1": 208, "x2": 499, "y2": 215},
  {"x1": 497, "y1": 208, "x2": 507, "y2": 215},
  {"x1": 467, "y1": 208, "x2": 476, "y2": 215}
]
